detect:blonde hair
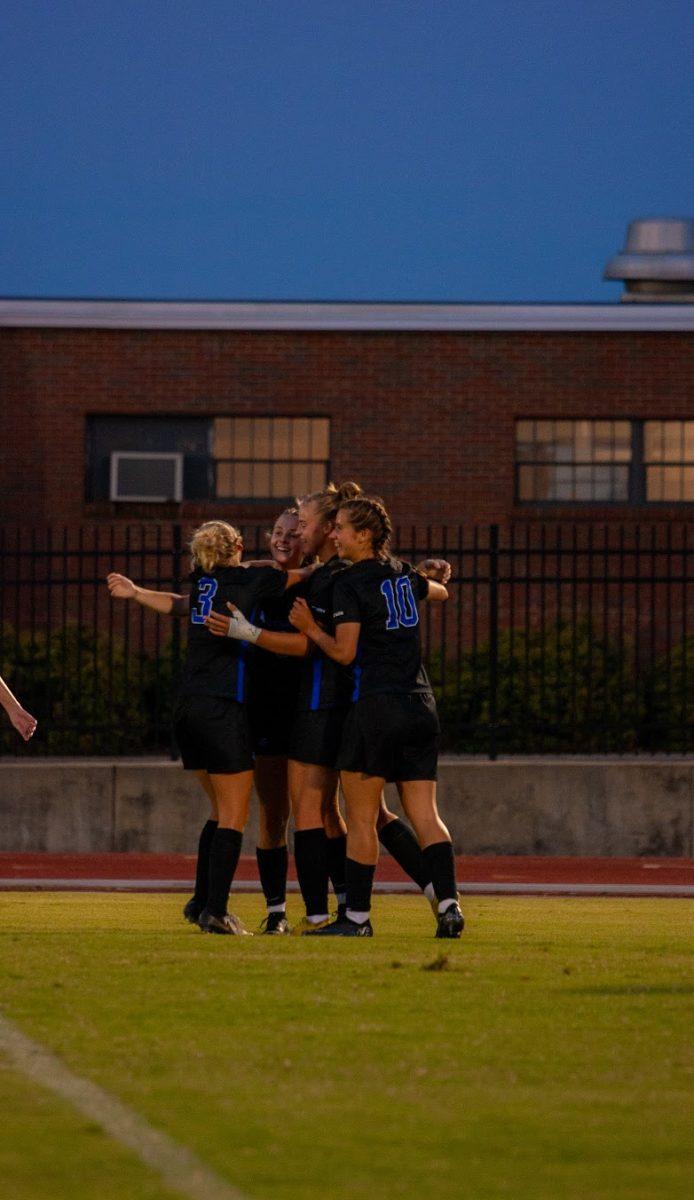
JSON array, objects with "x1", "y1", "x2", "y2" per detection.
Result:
[
  {"x1": 302, "y1": 480, "x2": 363, "y2": 524},
  {"x1": 338, "y1": 496, "x2": 393, "y2": 559},
  {"x1": 190, "y1": 521, "x2": 242, "y2": 572}
]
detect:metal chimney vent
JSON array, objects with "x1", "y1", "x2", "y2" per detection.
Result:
[{"x1": 604, "y1": 218, "x2": 694, "y2": 302}]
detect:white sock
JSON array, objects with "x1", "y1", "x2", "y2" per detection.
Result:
[
  {"x1": 424, "y1": 883, "x2": 436, "y2": 902},
  {"x1": 267, "y1": 903, "x2": 286, "y2": 914},
  {"x1": 346, "y1": 909, "x2": 370, "y2": 925},
  {"x1": 438, "y1": 897, "x2": 458, "y2": 914},
  {"x1": 308, "y1": 913, "x2": 329, "y2": 925}
]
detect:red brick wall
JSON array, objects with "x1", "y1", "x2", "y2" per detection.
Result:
[{"x1": 1, "y1": 327, "x2": 693, "y2": 529}]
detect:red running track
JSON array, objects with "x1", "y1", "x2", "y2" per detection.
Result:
[{"x1": 1, "y1": 853, "x2": 694, "y2": 896}]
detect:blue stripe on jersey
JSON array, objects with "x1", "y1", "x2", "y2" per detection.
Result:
[
  {"x1": 351, "y1": 663, "x2": 362, "y2": 702},
  {"x1": 310, "y1": 659, "x2": 323, "y2": 710},
  {"x1": 236, "y1": 658, "x2": 246, "y2": 703}
]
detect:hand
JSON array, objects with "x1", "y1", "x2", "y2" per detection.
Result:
[
  {"x1": 107, "y1": 573, "x2": 137, "y2": 601},
  {"x1": 204, "y1": 607, "x2": 233, "y2": 637},
  {"x1": 417, "y1": 558, "x2": 452, "y2": 585},
  {"x1": 204, "y1": 603, "x2": 261, "y2": 643},
  {"x1": 289, "y1": 597, "x2": 318, "y2": 634},
  {"x1": 10, "y1": 705, "x2": 37, "y2": 741}
]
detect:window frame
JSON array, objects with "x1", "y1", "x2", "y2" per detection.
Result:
[{"x1": 515, "y1": 418, "x2": 694, "y2": 506}]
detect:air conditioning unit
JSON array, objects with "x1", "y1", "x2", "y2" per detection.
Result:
[{"x1": 110, "y1": 452, "x2": 183, "y2": 502}]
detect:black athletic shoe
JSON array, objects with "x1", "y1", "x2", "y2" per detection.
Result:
[
  {"x1": 435, "y1": 903, "x2": 465, "y2": 939},
  {"x1": 183, "y1": 897, "x2": 202, "y2": 924},
  {"x1": 259, "y1": 912, "x2": 290, "y2": 935},
  {"x1": 310, "y1": 917, "x2": 373, "y2": 937},
  {"x1": 198, "y1": 908, "x2": 252, "y2": 936}
]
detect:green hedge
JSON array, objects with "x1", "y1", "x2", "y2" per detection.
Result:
[
  {"x1": 0, "y1": 625, "x2": 178, "y2": 755},
  {"x1": 1, "y1": 622, "x2": 691, "y2": 755}
]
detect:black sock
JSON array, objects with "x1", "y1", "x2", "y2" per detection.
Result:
[
  {"x1": 192, "y1": 819, "x2": 218, "y2": 909},
  {"x1": 345, "y1": 857, "x2": 376, "y2": 915},
  {"x1": 293, "y1": 827, "x2": 329, "y2": 917},
  {"x1": 422, "y1": 841, "x2": 457, "y2": 904},
  {"x1": 256, "y1": 845, "x2": 288, "y2": 908},
  {"x1": 326, "y1": 834, "x2": 347, "y2": 898},
  {"x1": 378, "y1": 818, "x2": 431, "y2": 891},
  {"x1": 206, "y1": 827, "x2": 243, "y2": 918}
]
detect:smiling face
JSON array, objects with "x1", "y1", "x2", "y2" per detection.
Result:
[
  {"x1": 297, "y1": 500, "x2": 334, "y2": 560},
  {"x1": 331, "y1": 509, "x2": 373, "y2": 562},
  {"x1": 269, "y1": 512, "x2": 302, "y2": 569}
]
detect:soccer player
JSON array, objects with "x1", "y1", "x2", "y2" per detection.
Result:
[
  {"x1": 107, "y1": 519, "x2": 311, "y2": 935},
  {"x1": 207, "y1": 482, "x2": 452, "y2": 931},
  {"x1": 288, "y1": 496, "x2": 464, "y2": 939},
  {"x1": 0, "y1": 674, "x2": 37, "y2": 741},
  {"x1": 246, "y1": 507, "x2": 305, "y2": 934}
]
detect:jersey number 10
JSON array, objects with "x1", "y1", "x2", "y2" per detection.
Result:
[{"x1": 380, "y1": 577, "x2": 419, "y2": 630}]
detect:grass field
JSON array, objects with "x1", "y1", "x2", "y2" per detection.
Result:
[{"x1": 1, "y1": 892, "x2": 693, "y2": 1200}]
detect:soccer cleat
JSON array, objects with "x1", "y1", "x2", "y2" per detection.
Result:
[
  {"x1": 259, "y1": 912, "x2": 291, "y2": 935},
  {"x1": 198, "y1": 908, "x2": 252, "y2": 936},
  {"x1": 310, "y1": 917, "x2": 373, "y2": 937},
  {"x1": 290, "y1": 915, "x2": 331, "y2": 936},
  {"x1": 435, "y1": 903, "x2": 465, "y2": 939},
  {"x1": 183, "y1": 897, "x2": 202, "y2": 924}
]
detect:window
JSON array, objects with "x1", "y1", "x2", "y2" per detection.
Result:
[
  {"x1": 516, "y1": 419, "x2": 694, "y2": 504},
  {"x1": 516, "y1": 420, "x2": 631, "y2": 502},
  {"x1": 212, "y1": 417, "x2": 329, "y2": 499},
  {"x1": 644, "y1": 421, "x2": 694, "y2": 502},
  {"x1": 86, "y1": 415, "x2": 329, "y2": 503}
]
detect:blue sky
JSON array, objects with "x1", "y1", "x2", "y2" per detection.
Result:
[{"x1": 2, "y1": 1, "x2": 692, "y2": 301}]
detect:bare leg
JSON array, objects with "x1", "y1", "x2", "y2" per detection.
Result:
[
  {"x1": 340, "y1": 771, "x2": 384, "y2": 866},
  {"x1": 255, "y1": 757, "x2": 290, "y2": 849},
  {"x1": 396, "y1": 780, "x2": 450, "y2": 849}
]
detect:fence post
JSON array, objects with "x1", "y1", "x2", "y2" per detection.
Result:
[{"x1": 488, "y1": 524, "x2": 499, "y2": 760}]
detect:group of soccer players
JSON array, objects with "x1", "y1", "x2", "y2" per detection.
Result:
[{"x1": 106, "y1": 481, "x2": 464, "y2": 939}]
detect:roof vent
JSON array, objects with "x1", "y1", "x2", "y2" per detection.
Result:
[{"x1": 604, "y1": 218, "x2": 694, "y2": 302}]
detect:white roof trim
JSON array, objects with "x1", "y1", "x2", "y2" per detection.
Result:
[{"x1": 1, "y1": 299, "x2": 694, "y2": 332}]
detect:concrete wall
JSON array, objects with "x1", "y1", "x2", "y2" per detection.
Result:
[{"x1": 1, "y1": 758, "x2": 692, "y2": 857}]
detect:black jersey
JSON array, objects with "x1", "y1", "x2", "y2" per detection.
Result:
[
  {"x1": 178, "y1": 566, "x2": 287, "y2": 701},
  {"x1": 295, "y1": 556, "x2": 353, "y2": 711},
  {"x1": 247, "y1": 586, "x2": 303, "y2": 706},
  {"x1": 332, "y1": 558, "x2": 432, "y2": 699}
]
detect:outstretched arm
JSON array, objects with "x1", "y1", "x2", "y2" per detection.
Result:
[
  {"x1": 204, "y1": 604, "x2": 310, "y2": 657},
  {"x1": 106, "y1": 573, "x2": 190, "y2": 616},
  {"x1": 0, "y1": 674, "x2": 37, "y2": 741}
]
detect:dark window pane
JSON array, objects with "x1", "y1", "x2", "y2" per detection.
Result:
[{"x1": 682, "y1": 467, "x2": 694, "y2": 501}]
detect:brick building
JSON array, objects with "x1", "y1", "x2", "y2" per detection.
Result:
[{"x1": 1, "y1": 298, "x2": 693, "y2": 531}]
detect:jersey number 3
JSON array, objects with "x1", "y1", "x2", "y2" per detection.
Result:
[
  {"x1": 381, "y1": 577, "x2": 419, "y2": 630},
  {"x1": 191, "y1": 577, "x2": 218, "y2": 624}
]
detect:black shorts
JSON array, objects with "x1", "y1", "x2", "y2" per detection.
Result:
[
  {"x1": 289, "y1": 706, "x2": 349, "y2": 769},
  {"x1": 248, "y1": 696, "x2": 291, "y2": 758},
  {"x1": 337, "y1": 692, "x2": 440, "y2": 782},
  {"x1": 173, "y1": 694, "x2": 254, "y2": 774}
]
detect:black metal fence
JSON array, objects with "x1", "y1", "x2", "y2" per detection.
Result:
[{"x1": 1, "y1": 523, "x2": 691, "y2": 758}]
